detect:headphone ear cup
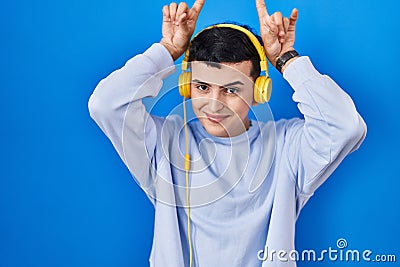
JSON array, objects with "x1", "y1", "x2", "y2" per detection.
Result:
[
  {"x1": 254, "y1": 76, "x2": 272, "y2": 103},
  {"x1": 179, "y1": 72, "x2": 192, "y2": 98}
]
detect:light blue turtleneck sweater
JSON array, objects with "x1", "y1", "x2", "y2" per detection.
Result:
[{"x1": 88, "y1": 43, "x2": 366, "y2": 267}]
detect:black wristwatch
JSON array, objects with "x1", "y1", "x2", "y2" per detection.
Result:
[{"x1": 276, "y1": 50, "x2": 299, "y2": 73}]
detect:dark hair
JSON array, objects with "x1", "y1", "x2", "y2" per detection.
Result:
[{"x1": 188, "y1": 24, "x2": 263, "y2": 80}]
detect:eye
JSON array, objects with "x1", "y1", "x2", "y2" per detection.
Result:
[
  {"x1": 196, "y1": 84, "x2": 209, "y2": 91},
  {"x1": 225, "y1": 88, "x2": 239, "y2": 94}
]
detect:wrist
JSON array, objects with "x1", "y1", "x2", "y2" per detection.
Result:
[
  {"x1": 280, "y1": 56, "x2": 299, "y2": 73},
  {"x1": 275, "y1": 50, "x2": 299, "y2": 74},
  {"x1": 160, "y1": 40, "x2": 181, "y2": 61}
]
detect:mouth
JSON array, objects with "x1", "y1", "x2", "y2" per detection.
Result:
[{"x1": 204, "y1": 112, "x2": 229, "y2": 123}]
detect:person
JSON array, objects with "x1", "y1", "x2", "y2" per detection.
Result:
[{"x1": 88, "y1": 0, "x2": 367, "y2": 266}]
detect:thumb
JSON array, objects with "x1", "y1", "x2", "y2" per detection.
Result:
[
  {"x1": 174, "y1": 13, "x2": 192, "y2": 49},
  {"x1": 175, "y1": 12, "x2": 191, "y2": 39},
  {"x1": 263, "y1": 19, "x2": 279, "y2": 46},
  {"x1": 175, "y1": 12, "x2": 188, "y2": 28}
]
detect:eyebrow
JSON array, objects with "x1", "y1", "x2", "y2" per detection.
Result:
[{"x1": 192, "y1": 79, "x2": 244, "y2": 87}]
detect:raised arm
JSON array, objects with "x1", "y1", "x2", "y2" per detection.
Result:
[
  {"x1": 88, "y1": 1, "x2": 205, "y2": 190},
  {"x1": 255, "y1": 0, "x2": 367, "y2": 197}
]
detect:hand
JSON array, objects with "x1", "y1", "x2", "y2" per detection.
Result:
[
  {"x1": 256, "y1": 0, "x2": 298, "y2": 67},
  {"x1": 160, "y1": 1, "x2": 205, "y2": 61}
]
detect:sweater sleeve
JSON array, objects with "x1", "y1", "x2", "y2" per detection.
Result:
[
  {"x1": 282, "y1": 56, "x2": 367, "y2": 198},
  {"x1": 88, "y1": 43, "x2": 175, "y2": 190}
]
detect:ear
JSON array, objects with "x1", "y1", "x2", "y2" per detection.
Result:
[{"x1": 252, "y1": 99, "x2": 259, "y2": 107}]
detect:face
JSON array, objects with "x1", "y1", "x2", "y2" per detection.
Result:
[{"x1": 190, "y1": 60, "x2": 257, "y2": 137}]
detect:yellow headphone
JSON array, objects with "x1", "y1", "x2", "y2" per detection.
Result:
[{"x1": 178, "y1": 23, "x2": 272, "y2": 103}]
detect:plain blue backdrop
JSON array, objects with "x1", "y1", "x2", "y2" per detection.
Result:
[{"x1": 1, "y1": 0, "x2": 399, "y2": 266}]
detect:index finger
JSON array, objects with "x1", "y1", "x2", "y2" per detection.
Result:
[
  {"x1": 190, "y1": 0, "x2": 205, "y2": 18},
  {"x1": 255, "y1": 0, "x2": 270, "y2": 18}
]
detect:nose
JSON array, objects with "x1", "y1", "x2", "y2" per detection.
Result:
[{"x1": 208, "y1": 90, "x2": 224, "y2": 113}]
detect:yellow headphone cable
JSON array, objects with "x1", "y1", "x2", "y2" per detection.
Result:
[{"x1": 183, "y1": 96, "x2": 193, "y2": 267}]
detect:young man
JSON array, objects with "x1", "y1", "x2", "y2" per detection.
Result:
[{"x1": 88, "y1": 0, "x2": 366, "y2": 266}]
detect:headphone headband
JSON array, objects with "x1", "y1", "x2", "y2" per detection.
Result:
[
  {"x1": 182, "y1": 24, "x2": 267, "y2": 72},
  {"x1": 179, "y1": 23, "x2": 272, "y2": 103}
]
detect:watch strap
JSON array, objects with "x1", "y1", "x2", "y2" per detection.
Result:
[{"x1": 276, "y1": 50, "x2": 299, "y2": 73}]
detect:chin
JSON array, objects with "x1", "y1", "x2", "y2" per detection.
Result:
[{"x1": 199, "y1": 118, "x2": 228, "y2": 137}]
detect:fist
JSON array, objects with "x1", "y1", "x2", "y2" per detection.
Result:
[
  {"x1": 160, "y1": 1, "x2": 205, "y2": 61},
  {"x1": 256, "y1": 0, "x2": 298, "y2": 67}
]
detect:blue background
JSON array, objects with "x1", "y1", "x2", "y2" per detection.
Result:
[{"x1": 1, "y1": 0, "x2": 399, "y2": 266}]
